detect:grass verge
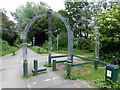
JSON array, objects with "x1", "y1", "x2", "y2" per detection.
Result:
[
  {"x1": 53, "y1": 49, "x2": 94, "y2": 55},
  {"x1": 1, "y1": 46, "x2": 19, "y2": 56},
  {"x1": 29, "y1": 46, "x2": 48, "y2": 54},
  {"x1": 29, "y1": 45, "x2": 93, "y2": 56},
  {"x1": 63, "y1": 64, "x2": 120, "y2": 88},
  {"x1": 22, "y1": 74, "x2": 32, "y2": 79},
  {"x1": 44, "y1": 62, "x2": 53, "y2": 67}
]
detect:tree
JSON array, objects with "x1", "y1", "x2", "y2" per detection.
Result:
[
  {"x1": 1, "y1": 8, "x2": 18, "y2": 45},
  {"x1": 28, "y1": 17, "x2": 48, "y2": 45},
  {"x1": 11, "y1": 2, "x2": 50, "y2": 31},
  {"x1": 97, "y1": 3, "x2": 120, "y2": 64},
  {"x1": 11, "y1": 2, "x2": 50, "y2": 45},
  {"x1": 62, "y1": 0, "x2": 94, "y2": 38}
]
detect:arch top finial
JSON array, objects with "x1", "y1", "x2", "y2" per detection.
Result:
[{"x1": 47, "y1": 9, "x2": 53, "y2": 14}]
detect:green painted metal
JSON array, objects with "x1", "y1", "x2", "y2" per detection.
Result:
[
  {"x1": 22, "y1": 10, "x2": 73, "y2": 75},
  {"x1": 97, "y1": 56, "x2": 116, "y2": 66},
  {"x1": 34, "y1": 59, "x2": 38, "y2": 74},
  {"x1": 73, "y1": 55, "x2": 94, "y2": 61},
  {"x1": 32, "y1": 67, "x2": 47, "y2": 73},
  {"x1": 67, "y1": 63, "x2": 72, "y2": 78},
  {"x1": 52, "y1": 13, "x2": 73, "y2": 62},
  {"x1": 72, "y1": 61, "x2": 94, "y2": 67},
  {"x1": 51, "y1": 55, "x2": 68, "y2": 58},
  {"x1": 37, "y1": 67, "x2": 47, "y2": 72},
  {"x1": 48, "y1": 54, "x2": 51, "y2": 65},
  {"x1": 38, "y1": 48, "x2": 40, "y2": 53},
  {"x1": 32, "y1": 60, "x2": 47, "y2": 74},
  {"x1": 69, "y1": 54, "x2": 73, "y2": 62},
  {"x1": 53, "y1": 60, "x2": 56, "y2": 71},
  {"x1": 53, "y1": 59, "x2": 68, "y2": 71},
  {"x1": 13, "y1": 51, "x2": 15, "y2": 55},
  {"x1": 112, "y1": 56, "x2": 116, "y2": 65},
  {"x1": 94, "y1": 60, "x2": 98, "y2": 70},
  {"x1": 48, "y1": 11, "x2": 52, "y2": 65},
  {"x1": 97, "y1": 61, "x2": 108, "y2": 65},
  {"x1": 105, "y1": 64, "x2": 118, "y2": 82},
  {"x1": 23, "y1": 61, "x2": 28, "y2": 76},
  {"x1": 56, "y1": 59, "x2": 68, "y2": 63}
]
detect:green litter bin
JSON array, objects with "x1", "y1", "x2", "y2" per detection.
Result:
[{"x1": 105, "y1": 64, "x2": 118, "y2": 82}]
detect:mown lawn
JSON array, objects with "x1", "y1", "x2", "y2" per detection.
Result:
[
  {"x1": 63, "y1": 64, "x2": 120, "y2": 88},
  {"x1": 29, "y1": 46, "x2": 48, "y2": 54},
  {"x1": 0, "y1": 46, "x2": 19, "y2": 56}
]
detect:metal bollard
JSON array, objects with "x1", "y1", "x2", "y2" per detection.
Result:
[
  {"x1": 67, "y1": 63, "x2": 72, "y2": 78},
  {"x1": 53, "y1": 60, "x2": 56, "y2": 71},
  {"x1": 23, "y1": 61, "x2": 28, "y2": 76},
  {"x1": 38, "y1": 48, "x2": 40, "y2": 53},
  {"x1": 34, "y1": 59, "x2": 38, "y2": 74},
  {"x1": 48, "y1": 54, "x2": 51, "y2": 65},
  {"x1": 13, "y1": 51, "x2": 15, "y2": 55},
  {"x1": 112, "y1": 56, "x2": 116, "y2": 65}
]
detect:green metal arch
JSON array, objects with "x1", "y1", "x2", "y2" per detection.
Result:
[{"x1": 22, "y1": 12, "x2": 73, "y2": 62}]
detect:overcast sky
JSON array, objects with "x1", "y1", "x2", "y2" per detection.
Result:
[
  {"x1": 0, "y1": 0, "x2": 65, "y2": 21},
  {"x1": 0, "y1": 0, "x2": 113, "y2": 21}
]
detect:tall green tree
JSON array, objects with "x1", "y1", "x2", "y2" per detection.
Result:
[
  {"x1": 11, "y1": 2, "x2": 50, "y2": 45},
  {"x1": 61, "y1": 0, "x2": 93, "y2": 38},
  {"x1": 97, "y1": 3, "x2": 120, "y2": 64},
  {"x1": 11, "y1": 2, "x2": 50, "y2": 30},
  {"x1": 11, "y1": 2, "x2": 50, "y2": 32},
  {"x1": 1, "y1": 9, "x2": 18, "y2": 45}
]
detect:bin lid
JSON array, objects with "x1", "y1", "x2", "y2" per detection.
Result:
[{"x1": 106, "y1": 64, "x2": 118, "y2": 69}]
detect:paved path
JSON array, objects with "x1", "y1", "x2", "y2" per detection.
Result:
[{"x1": 0, "y1": 48, "x2": 98, "y2": 89}]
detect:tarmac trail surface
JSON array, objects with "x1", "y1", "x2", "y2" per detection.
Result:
[{"x1": 0, "y1": 48, "x2": 98, "y2": 88}]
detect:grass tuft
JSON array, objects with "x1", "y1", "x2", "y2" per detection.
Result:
[
  {"x1": 1, "y1": 46, "x2": 19, "y2": 56},
  {"x1": 22, "y1": 74, "x2": 32, "y2": 79}
]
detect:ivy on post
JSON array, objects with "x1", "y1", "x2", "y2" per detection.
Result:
[{"x1": 47, "y1": 9, "x2": 53, "y2": 66}]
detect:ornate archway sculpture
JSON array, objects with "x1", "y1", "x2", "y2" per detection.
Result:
[
  {"x1": 22, "y1": 10, "x2": 73, "y2": 76},
  {"x1": 72, "y1": 18, "x2": 100, "y2": 59}
]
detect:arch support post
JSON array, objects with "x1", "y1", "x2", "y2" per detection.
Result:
[
  {"x1": 47, "y1": 10, "x2": 52, "y2": 66},
  {"x1": 68, "y1": 30, "x2": 73, "y2": 62},
  {"x1": 94, "y1": 58, "x2": 98, "y2": 70},
  {"x1": 23, "y1": 60, "x2": 28, "y2": 76},
  {"x1": 22, "y1": 33, "x2": 28, "y2": 76}
]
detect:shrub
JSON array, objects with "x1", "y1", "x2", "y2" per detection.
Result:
[
  {"x1": 93, "y1": 79, "x2": 120, "y2": 88},
  {"x1": 2, "y1": 40, "x2": 10, "y2": 50},
  {"x1": 74, "y1": 38, "x2": 94, "y2": 52},
  {"x1": 100, "y1": 37, "x2": 120, "y2": 65}
]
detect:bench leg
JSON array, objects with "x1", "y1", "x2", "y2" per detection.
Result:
[{"x1": 34, "y1": 59, "x2": 38, "y2": 74}]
